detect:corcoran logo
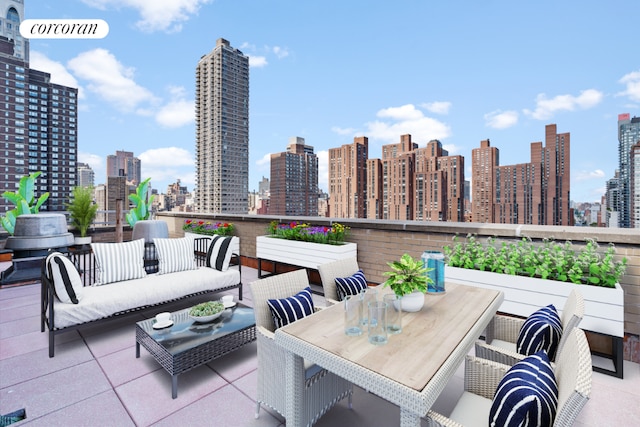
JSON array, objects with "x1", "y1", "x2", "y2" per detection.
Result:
[{"x1": 20, "y1": 19, "x2": 109, "y2": 39}]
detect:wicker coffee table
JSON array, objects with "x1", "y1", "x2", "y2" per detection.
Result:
[{"x1": 135, "y1": 303, "x2": 256, "y2": 398}]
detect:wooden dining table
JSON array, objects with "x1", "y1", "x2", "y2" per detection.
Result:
[{"x1": 274, "y1": 282, "x2": 504, "y2": 427}]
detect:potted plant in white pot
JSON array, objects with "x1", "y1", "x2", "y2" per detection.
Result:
[
  {"x1": 66, "y1": 185, "x2": 98, "y2": 245},
  {"x1": 382, "y1": 253, "x2": 432, "y2": 312}
]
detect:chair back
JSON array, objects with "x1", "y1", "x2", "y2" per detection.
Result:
[
  {"x1": 553, "y1": 328, "x2": 592, "y2": 426},
  {"x1": 249, "y1": 269, "x2": 310, "y2": 333},
  {"x1": 556, "y1": 289, "x2": 585, "y2": 356},
  {"x1": 317, "y1": 257, "x2": 359, "y2": 301}
]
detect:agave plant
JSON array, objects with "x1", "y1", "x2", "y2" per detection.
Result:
[
  {"x1": 1, "y1": 171, "x2": 50, "y2": 235},
  {"x1": 126, "y1": 177, "x2": 155, "y2": 228}
]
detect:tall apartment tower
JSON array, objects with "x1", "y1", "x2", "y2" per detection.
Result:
[
  {"x1": 366, "y1": 158, "x2": 383, "y2": 219},
  {"x1": 630, "y1": 142, "x2": 640, "y2": 228},
  {"x1": 379, "y1": 134, "x2": 417, "y2": 220},
  {"x1": 270, "y1": 137, "x2": 318, "y2": 216},
  {"x1": 414, "y1": 140, "x2": 465, "y2": 221},
  {"x1": 471, "y1": 140, "x2": 499, "y2": 223},
  {"x1": 77, "y1": 162, "x2": 95, "y2": 188},
  {"x1": 617, "y1": 113, "x2": 640, "y2": 228},
  {"x1": 1, "y1": 0, "x2": 78, "y2": 213},
  {"x1": 106, "y1": 150, "x2": 141, "y2": 185},
  {"x1": 605, "y1": 170, "x2": 620, "y2": 228},
  {"x1": 471, "y1": 124, "x2": 571, "y2": 226},
  {"x1": 195, "y1": 38, "x2": 249, "y2": 213},
  {"x1": 328, "y1": 137, "x2": 368, "y2": 218}
]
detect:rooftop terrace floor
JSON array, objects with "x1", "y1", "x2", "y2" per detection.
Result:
[{"x1": 1, "y1": 264, "x2": 638, "y2": 426}]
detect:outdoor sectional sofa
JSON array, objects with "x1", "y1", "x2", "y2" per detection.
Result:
[{"x1": 40, "y1": 236, "x2": 241, "y2": 357}]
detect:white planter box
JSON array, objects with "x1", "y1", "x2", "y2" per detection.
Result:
[
  {"x1": 445, "y1": 266, "x2": 624, "y2": 338},
  {"x1": 256, "y1": 235, "x2": 357, "y2": 270},
  {"x1": 184, "y1": 232, "x2": 240, "y2": 255}
]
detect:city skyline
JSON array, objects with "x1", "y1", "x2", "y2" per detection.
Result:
[{"x1": 25, "y1": 1, "x2": 639, "y2": 203}]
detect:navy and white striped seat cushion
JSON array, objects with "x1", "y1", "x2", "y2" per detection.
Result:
[
  {"x1": 489, "y1": 350, "x2": 558, "y2": 427},
  {"x1": 46, "y1": 252, "x2": 84, "y2": 304},
  {"x1": 206, "y1": 236, "x2": 233, "y2": 271},
  {"x1": 335, "y1": 269, "x2": 368, "y2": 301},
  {"x1": 154, "y1": 237, "x2": 197, "y2": 275},
  {"x1": 516, "y1": 304, "x2": 563, "y2": 360},
  {"x1": 267, "y1": 287, "x2": 314, "y2": 329},
  {"x1": 91, "y1": 239, "x2": 146, "y2": 285}
]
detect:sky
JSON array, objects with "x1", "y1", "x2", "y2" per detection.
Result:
[{"x1": 24, "y1": 0, "x2": 640, "y2": 203}]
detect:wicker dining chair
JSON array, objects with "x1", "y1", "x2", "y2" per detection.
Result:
[
  {"x1": 317, "y1": 256, "x2": 360, "y2": 304},
  {"x1": 425, "y1": 327, "x2": 592, "y2": 427},
  {"x1": 249, "y1": 269, "x2": 353, "y2": 426},
  {"x1": 475, "y1": 288, "x2": 585, "y2": 366}
]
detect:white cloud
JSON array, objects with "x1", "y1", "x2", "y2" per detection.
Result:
[
  {"x1": 331, "y1": 126, "x2": 358, "y2": 136},
  {"x1": 255, "y1": 153, "x2": 271, "y2": 167},
  {"x1": 484, "y1": 110, "x2": 518, "y2": 129},
  {"x1": 138, "y1": 147, "x2": 195, "y2": 188},
  {"x1": 574, "y1": 169, "x2": 606, "y2": 182},
  {"x1": 317, "y1": 150, "x2": 328, "y2": 192},
  {"x1": 249, "y1": 56, "x2": 268, "y2": 68},
  {"x1": 30, "y1": 51, "x2": 81, "y2": 94},
  {"x1": 365, "y1": 104, "x2": 451, "y2": 144},
  {"x1": 617, "y1": 70, "x2": 640, "y2": 102},
  {"x1": 272, "y1": 46, "x2": 290, "y2": 59},
  {"x1": 67, "y1": 48, "x2": 158, "y2": 112},
  {"x1": 421, "y1": 101, "x2": 452, "y2": 115},
  {"x1": 523, "y1": 89, "x2": 603, "y2": 120},
  {"x1": 82, "y1": 0, "x2": 211, "y2": 33},
  {"x1": 155, "y1": 86, "x2": 194, "y2": 128}
]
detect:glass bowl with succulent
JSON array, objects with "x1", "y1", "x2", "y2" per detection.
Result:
[{"x1": 188, "y1": 301, "x2": 226, "y2": 323}]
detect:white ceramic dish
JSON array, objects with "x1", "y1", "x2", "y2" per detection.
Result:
[
  {"x1": 189, "y1": 311, "x2": 223, "y2": 323},
  {"x1": 223, "y1": 301, "x2": 237, "y2": 309},
  {"x1": 153, "y1": 320, "x2": 174, "y2": 329}
]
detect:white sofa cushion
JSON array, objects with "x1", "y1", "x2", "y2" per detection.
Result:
[
  {"x1": 91, "y1": 239, "x2": 146, "y2": 285},
  {"x1": 52, "y1": 266, "x2": 240, "y2": 328}
]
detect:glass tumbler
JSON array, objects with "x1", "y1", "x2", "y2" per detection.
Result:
[
  {"x1": 368, "y1": 301, "x2": 388, "y2": 345},
  {"x1": 344, "y1": 294, "x2": 363, "y2": 336},
  {"x1": 383, "y1": 293, "x2": 402, "y2": 334},
  {"x1": 360, "y1": 287, "x2": 378, "y2": 326}
]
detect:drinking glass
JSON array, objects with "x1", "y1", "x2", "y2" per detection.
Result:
[
  {"x1": 422, "y1": 250, "x2": 445, "y2": 293},
  {"x1": 360, "y1": 287, "x2": 378, "y2": 326},
  {"x1": 383, "y1": 293, "x2": 402, "y2": 334},
  {"x1": 368, "y1": 301, "x2": 388, "y2": 345},
  {"x1": 344, "y1": 294, "x2": 363, "y2": 336}
]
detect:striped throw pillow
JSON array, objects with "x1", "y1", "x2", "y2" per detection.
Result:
[
  {"x1": 267, "y1": 286, "x2": 314, "y2": 329},
  {"x1": 91, "y1": 239, "x2": 146, "y2": 285},
  {"x1": 154, "y1": 237, "x2": 197, "y2": 275},
  {"x1": 206, "y1": 236, "x2": 233, "y2": 271},
  {"x1": 489, "y1": 350, "x2": 558, "y2": 427},
  {"x1": 335, "y1": 269, "x2": 368, "y2": 301},
  {"x1": 516, "y1": 305, "x2": 563, "y2": 360},
  {"x1": 46, "y1": 252, "x2": 84, "y2": 304}
]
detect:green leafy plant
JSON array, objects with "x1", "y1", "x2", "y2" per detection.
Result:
[
  {"x1": 267, "y1": 220, "x2": 350, "y2": 245},
  {"x1": 382, "y1": 253, "x2": 432, "y2": 297},
  {"x1": 183, "y1": 220, "x2": 235, "y2": 236},
  {"x1": 1, "y1": 171, "x2": 50, "y2": 235},
  {"x1": 126, "y1": 177, "x2": 155, "y2": 228},
  {"x1": 65, "y1": 186, "x2": 98, "y2": 238},
  {"x1": 444, "y1": 234, "x2": 628, "y2": 288},
  {"x1": 189, "y1": 301, "x2": 224, "y2": 317}
]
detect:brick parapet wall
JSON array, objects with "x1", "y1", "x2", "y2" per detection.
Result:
[{"x1": 161, "y1": 213, "x2": 640, "y2": 337}]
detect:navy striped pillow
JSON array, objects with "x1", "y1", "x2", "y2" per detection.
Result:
[
  {"x1": 206, "y1": 236, "x2": 233, "y2": 271},
  {"x1": 489, "y1": 350, "x2": 558, "y2": 427},
  {"x1": 335, "y1": 270, "x2": 368, "y2": 301},
  {"x1": 517, "y1": 305, "x2": 563, "y2": 360},
  {"x1": 267, "y1": 287, "x2": 314, "y2": 329}
]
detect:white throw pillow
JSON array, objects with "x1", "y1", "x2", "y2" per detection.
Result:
[
  {"x1": 154, "y1": 237, "x2": 197, "y2": 275},
  {"x1": 91, "y1": 238, "x2": 146, "y2": 285},
  {"x1": 46, "y1": 252, "x2": 84, "y2": 304}
]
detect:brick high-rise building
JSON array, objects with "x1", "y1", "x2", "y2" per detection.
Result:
[
  {"x1": 1, "y1": 0, "x2": 78, "y2": 214},
  {"x1": 77, "y1": 162, "x2": 95, "y2": 188},
  {"x1": 270, "y1": 137, "x2": 319, "y2": 216},
  {"x1": 106, "y1": 150, "x2": 141, "y2": 185},
  {"x1": 379, "y1": 134, "x2": 416, "y2": 220},
  {"x1": 366, "y1": 158, "x2": 383, "y2": 220},
  {"x1": 414, "y1": 140, "x2": 465, "y2": 221},
  {"x1": 328, "y1": 137, "x2": 368, "y2": 218},
  {"x1": 617, "y1": 113, "x2": 640, "y2": 228},
  {"x1": 195, "y1": 38, "x2": 249, "y2": 214},
  {"x1": 471, "y1": 124, "x2": 571, "y2": 226}
]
